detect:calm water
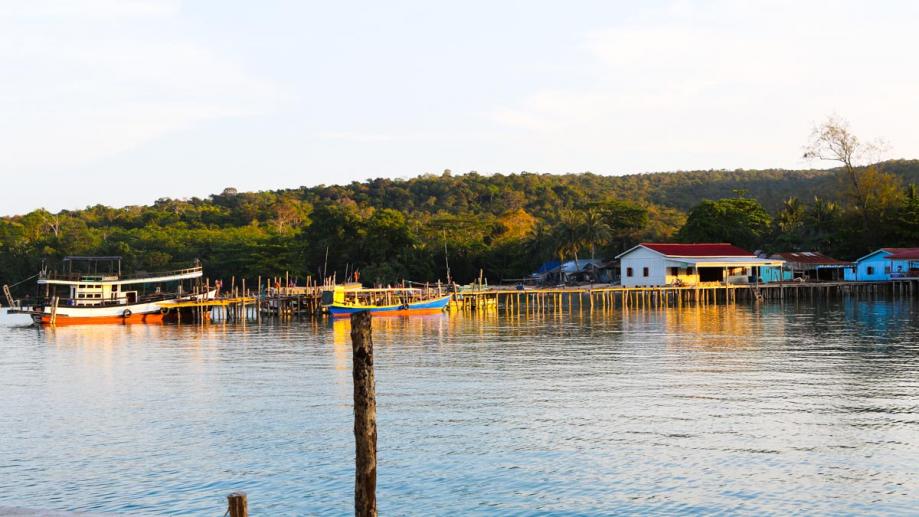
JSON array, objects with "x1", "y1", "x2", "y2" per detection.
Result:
[{"x1": 1, "y1": 300, "x2": 918, "y2": 515}]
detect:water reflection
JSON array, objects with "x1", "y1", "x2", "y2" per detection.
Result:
[{"x1": 0, "y1": 298, "x2": 917, "y2": 515}]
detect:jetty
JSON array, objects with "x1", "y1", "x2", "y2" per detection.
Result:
[
  {"x1": 152, "y1": 278, "x2": 919, "y2": 323},
  {"x1": 453, "y1": 279, "x2": 919, "y2": 313}
]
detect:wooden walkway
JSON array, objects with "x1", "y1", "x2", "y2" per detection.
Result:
[
  {"x1": 160, "y1": 279, "x2": 919, "y2": 322},
  {"x1": 452, "y1": 279, "x2": 919, "y2": 313}
]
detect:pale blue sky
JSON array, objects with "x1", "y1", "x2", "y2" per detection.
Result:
[{"x1": 2, "y1": 0, "x2": 917, "y2": 215}]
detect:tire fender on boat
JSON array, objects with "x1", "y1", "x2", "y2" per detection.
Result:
[{"x1": 123, "y1": 309, "x2": 132, "y2": 318}]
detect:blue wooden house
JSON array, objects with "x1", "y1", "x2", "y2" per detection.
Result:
[{"x1": 844, "y1": 248, "x2": 919, "y2": 281}]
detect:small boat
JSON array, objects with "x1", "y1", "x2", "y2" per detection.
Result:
[
  {"x1": 7, "y1": 256, "x2": 215, "y2": 326},
  {"x1": 321, "y1": 284, "x2": 451, "y2": 317}
]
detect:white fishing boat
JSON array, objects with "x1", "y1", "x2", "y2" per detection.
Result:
[{"x1": 6, "y1": 256, "x2": 215, "y2": 326}]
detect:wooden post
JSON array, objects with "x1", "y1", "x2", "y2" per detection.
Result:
[
  {"x1": 226, "y1": 491, "x2": 248, "y2": 517},
  {"x1": 50, "y1": 296, "x2": 59, "y2": 326},
  {"x1": 351, "y1": 311, "x2": 377, "y2": 517}
]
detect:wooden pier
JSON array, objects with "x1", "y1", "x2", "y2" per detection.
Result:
[
  {"x1": 451, "y1": 279, "x2": 919, "y2": 315},
  {"x1": 157, "y1": 278, "x2": 919, "y2": 323}
]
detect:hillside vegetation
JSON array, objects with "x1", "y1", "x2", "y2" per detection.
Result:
[{"x1": 2, "y1": 160, "x2": 918, "y2": 292}]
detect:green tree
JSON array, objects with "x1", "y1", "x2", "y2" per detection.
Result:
[
  {"x1": 553, "y1": 211, "x2": 586, "y2": 272},
  {"x1": 600, "y1": 200, "x2": 649, "y2": 253},
  {"x1": 772, "y1": 197, "x2": 806, "y2": 250},
  {"x1": 893, "y1": 184, "x2": 919, "y2": 245},
  {"x1": 678, "y1": 197, "x2": 772, "y2": 250},
  {"x1": 802, "y1": 197, "x2": 843, "y2": 253},
  {"x1": 580, "y1": 207, "x2": 612, "y2": 260}
]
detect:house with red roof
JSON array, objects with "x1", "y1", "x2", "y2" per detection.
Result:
[
  {"x1": 614, "y1": 243, "x2": 785, "y2": 287},
  {"x1": 844, "y1": 248, "x2": 919, "y2": 281},
  {"x1": 769, "y1": 251, "x2": 852, "y2": 281}
]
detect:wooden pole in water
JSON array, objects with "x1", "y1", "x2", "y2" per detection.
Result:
[
  {"x1": 351, "y1": 311, "x2": 377, "y2": 517},
  {"x1": 226, "y1": 492, "x2": 248, "y2": 517}
]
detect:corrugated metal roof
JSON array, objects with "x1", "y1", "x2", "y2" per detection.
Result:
[
  {"x1": 559, "y1": 259, "x2": 605, "y2": 274},
  {"x1": 884, "y1": 248, "x2": 919, "y2": 260},
  {"x1": 770, "y1": 251, "x2": 851, "y2": 265},
  {"x1": 639, "y1": 243, "x2": 755, "y2": 257}
]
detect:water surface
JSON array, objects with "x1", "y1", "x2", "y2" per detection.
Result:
[{"x1": 1, "y1": 300, "x2": 918, "y2": 515}]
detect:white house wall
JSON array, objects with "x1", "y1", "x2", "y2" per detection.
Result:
[
  {"x1": 618, "y1": 245, "x2": 783, "y2": 287},
  {"x1": 620, "y1": 247, "x2": 667, "y2": 287}
]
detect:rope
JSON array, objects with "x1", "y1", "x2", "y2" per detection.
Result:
[{"x1": 6, "y1": 273, "x2": 39, "y2": 289}]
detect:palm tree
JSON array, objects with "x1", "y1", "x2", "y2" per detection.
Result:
[
  {"x1": 580, "y1": 207, "x2": 612, "y2": 260},
  {"x1": 553, "y1": 211, "x2": 587, "y2": 283},
  {"x1": 805, "y1": 196, "x2": 841, "y2": 251}
]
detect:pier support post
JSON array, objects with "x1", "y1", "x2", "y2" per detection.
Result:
[
  {"x1": 351, "y1": 311, "x2": 377, "y2": 517},
  {"x1": 226, "y1": 491, "x2": 248, "y2": 517}
]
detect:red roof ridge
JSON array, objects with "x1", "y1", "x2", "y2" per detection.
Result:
[
  {"x1": 640, "y1": 241, "x2": 733, "y2": 246},
  {"x1": 884, "y1": 247, "x2": 919, "y2": 260},
  {"x1": 636, "y1": 242, "x2": 756, "y2": 257}
]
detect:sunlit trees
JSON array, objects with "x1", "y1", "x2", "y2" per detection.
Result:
[
  {"x1": 804, "y1": 116, "x2": 903, "y2": 220},
  {"x1": 678, "y1": 197, "x2": 772, "y2": 251},
  {"x1": 2, "y1": 159, "x2": 919, "y2": 290},
  {"x1": 552, "y1": 211, "x2": 587, "y2": 271}
]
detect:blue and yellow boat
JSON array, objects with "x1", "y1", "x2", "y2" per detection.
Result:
[{"x1": 321, "y1": 284, "x2": 451, "y2": 317}]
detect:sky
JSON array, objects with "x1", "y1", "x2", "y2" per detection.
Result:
[{"x1": 2, "y1": 0, "x2": 918, "y2": 215}]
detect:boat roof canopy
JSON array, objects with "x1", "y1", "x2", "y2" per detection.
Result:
[
  {"x1": 336, "y1": 286, "x2": 422, "y2": 292},
  {"x1": 63, "y1": 256, "x2": 123, "y2": 261}
]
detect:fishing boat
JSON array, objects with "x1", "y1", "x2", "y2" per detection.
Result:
[
  {"x1": 321, "y1": 284, "x2": 451, "y2": 317},
  {"x1": 6, "y1": 256, "x2": 216, "y2": 326}
]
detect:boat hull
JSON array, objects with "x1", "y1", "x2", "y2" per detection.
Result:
[
  {"x1": 328, "y1": 294, "x2": 451, "y2": 317},
  {"x1": 36, "y1": 311, "x2": 165, "y2": 326},
  {"x1": 32, "y1": 290, "x2": 217, "y2": 326}
]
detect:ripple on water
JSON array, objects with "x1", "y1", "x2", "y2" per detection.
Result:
[{"x1": 0, "y1": 299, "x2": 918, "y2": 515}]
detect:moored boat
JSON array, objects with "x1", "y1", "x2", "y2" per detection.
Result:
[
  {"x1": 7, "y1": 256, "x2": 215, "y2": 326},
  {"x1": 321, "y1": 284, "x2": 451, "y2": 317}
]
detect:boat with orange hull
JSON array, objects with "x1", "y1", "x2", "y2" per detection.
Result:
[
  {"x1": 6, "y1": 256, "x2": 215, "y2": 326},
  {"x1": 34, "y1": 311, "x2": 166, "y2": 326}
]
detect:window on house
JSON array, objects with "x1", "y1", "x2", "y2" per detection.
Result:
[
  {"x1": 626, "y1": 267, "x2": 633, "y2": 277},
  {"x1": 643, "y1": 267, "x2": 649, "y2": 277},
  {"x1": 867, "y1": 266, "x2": 875, "y2": 275},
  {"x1": 670, "y1": 267, "x2": 679, "y2": 276}
]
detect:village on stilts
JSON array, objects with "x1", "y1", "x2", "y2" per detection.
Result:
[{"x1": 4, "y1": 244, "x2": 917, "y2": 327}]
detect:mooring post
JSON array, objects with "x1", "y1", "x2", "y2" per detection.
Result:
[
  {"x1": 226, "y1": 491, "x2": 248, "y2": 517},
  {"x1": 351, "y1": 311, "x2": 377, "y2": 517}
]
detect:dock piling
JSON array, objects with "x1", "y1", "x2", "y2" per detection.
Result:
[
  {"x1": 351, "y1": 311, "x2": 377, "y2": 517},
  {"x1": 226, "y1": 491, "x2": 248, "y2": 517}
]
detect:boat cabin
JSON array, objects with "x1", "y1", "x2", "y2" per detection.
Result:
[{"x1": 38, "y1": 256, "x2": 203, "y2": 307}]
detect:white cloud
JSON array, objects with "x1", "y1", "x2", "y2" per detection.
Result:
[
  {"x1": 0, "y1": 0, "x2": 283, "y2": 174},
  {"x1": 490, "y1": 0, "x2": 919, "y2": 171},
  {"x1": 0, "y1": 0, "x2": 181, "y2": 19}
]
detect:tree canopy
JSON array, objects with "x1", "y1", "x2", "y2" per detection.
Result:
[{"x1": 1, "y1": 159, "x2": 917, "y2": 294}]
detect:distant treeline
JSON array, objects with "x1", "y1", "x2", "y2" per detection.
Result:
[{"x1": 2, "y1": 160, "x2": 918, "y2": 292}]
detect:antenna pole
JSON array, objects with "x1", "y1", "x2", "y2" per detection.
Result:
[{"x1": 443, "y1": 229, "x2": 451, "y2": 285}]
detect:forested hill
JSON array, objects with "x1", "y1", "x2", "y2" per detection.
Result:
[
  {"x1": 290, "y1": 160, "x2": 919, "y2": 216},
  {"x1": 2, "y1": 160, "x2": 918, "y2": 291}
]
